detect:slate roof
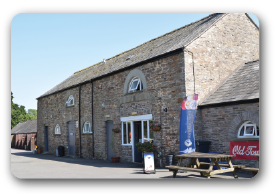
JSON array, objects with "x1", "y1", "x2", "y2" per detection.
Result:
[
  {"x1": 200, "y1": 60, "x2": 260, "y2": 106},
  {"x1": 11, "y1": 119, "x2": 37, "y2": 134},
  {"x1": 37, "y1": 13, "x2": 226, "y2": 99}
]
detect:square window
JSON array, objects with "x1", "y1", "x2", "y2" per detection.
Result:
[
  {"x1": 85, "y1": 124, "x2": 88, "y2": 132},
  {"x1": 123, "y1": 122, "x2": 127, "y2": 144},
  {"x1": 66, "y1": 95, "x2": 74, "y2": 106},
  {"x1": 55, "y1": 124, "x2": 61, "y2": 134},
  {"x1": 83, "y1": 122, "x2": 92, "y2": 133},
  {"x1": 245, "y1": 125, "x2": 254, "y2": 135},
  {"x1": 130, "y1": 80, "x2": 139, "y2": 90},
  {"x1": 129, "y1": 77, "x2": 142, "y2": 93}
]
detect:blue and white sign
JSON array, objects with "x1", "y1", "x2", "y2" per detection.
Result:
[{"x1": 179, "y1": 94, "x2": 198, "y2": 154}]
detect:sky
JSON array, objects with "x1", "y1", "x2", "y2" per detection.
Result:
[{"x1": 11, "y1": 13, "x2": 259, "y2": 111}]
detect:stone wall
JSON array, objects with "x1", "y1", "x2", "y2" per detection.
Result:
[
  {"x1": 37, "y1": 13, "x2": 259, "y2": 166},
  {"x1": 194, "y1": 102, "x2": 259, "y2": 167},
  {"x1": 37, "y1": 51, "x2": 186, "y2": 163},
  {"x1": 92, "y1": 52, "x2": 185, "y2": 162},
  {"x1": 80, "y1": 83, "x2": 93, "y2": 158},
  {"x1": 184, "y1": 13, "x2": 259, "y2": 104},
  {"x1": 37, "y1": 84, "x2": 94, "y2": 158}
]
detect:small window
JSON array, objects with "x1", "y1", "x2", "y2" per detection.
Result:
[
  {"x1": 83, "y1": 122, "x2": 92, "y2": 133},
  {"x1": 238, "y1": 121, "x2": 259, "y2": 138},
  {"x1": 66, "y1": 95, "x2": 74, "y2": 106},
  {"x1": 128, "y1": 77, "x2": 143, "y2": 93},
  {"x1": 55, "y1": 124, "x2": 61, "y2": 134},
  {"x1": 122, "y1": 122, "x2": 131, "y2": 144}
]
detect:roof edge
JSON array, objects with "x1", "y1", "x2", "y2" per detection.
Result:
[
  {"x1": 184, "y1": 13, "x2": 227, "y2": 48},
  {"x1": 37, "y1": 47, "x2": 184, "y2": 100},
  {"x1": 198, "y1": 98, "x2": 259, "y2": 108},
  {"x1": 74, "y1": 13, "x2": 223, "y2": 75}
]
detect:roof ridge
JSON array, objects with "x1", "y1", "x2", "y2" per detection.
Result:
[{"x1": 74, "y1": 13, "x2": 220, "y2": 75}]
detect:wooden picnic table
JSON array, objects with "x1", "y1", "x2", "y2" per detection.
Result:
[
  {"x1": 240, "y1": 154, "x2": 259, "y2": 176},
  {"x1": 166, "y1": 152, "x2": 242, "y2": 178}
]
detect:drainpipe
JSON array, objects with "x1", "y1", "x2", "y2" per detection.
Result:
[
  {"x1": 183, "y1": 47, "x2": 196, "y2": 94},
  {"x1": 91, "y1": 80, "x2": 95, "y2": 159},
  {"x1": 79, "y1": 84, "x2": 82, "y2": 158}
]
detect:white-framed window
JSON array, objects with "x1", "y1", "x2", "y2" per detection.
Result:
[
  {"x1": 83, "y1": 121, "x2": 92, "y2": 133},
  {"x1": 55, "y1": 124, "x2": 61, "y2": 134},
  {"x1": 238, "y1": 121, "x2": 259, "y2": 138},
  {"x1": 66, "y1": 95, "x2": 74, "y2": 106},
  {"x1": 121, "y1": 120, "x2": 154, "y2": 145},
  {"x1": 142, "y1": 120, "x2": 154, "y2": 143},
  {"x1": 128, "y1": 77, "x2": 143, "y2": 93},
  {"x1": 122, "y1": 122, "x2": 132, "y2": 145}
]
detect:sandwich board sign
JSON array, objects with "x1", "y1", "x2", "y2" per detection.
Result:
[{"x1": 143, "y1": 152, "x2": 156, "y2": 174}]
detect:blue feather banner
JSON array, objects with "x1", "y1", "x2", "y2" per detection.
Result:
[{"x1": 179, "y1": 94, "x2": 198, "y2": 154}]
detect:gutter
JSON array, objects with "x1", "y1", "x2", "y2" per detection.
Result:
[{"x1": 199, "y1": 98, "x2": 259, "y2": 109}]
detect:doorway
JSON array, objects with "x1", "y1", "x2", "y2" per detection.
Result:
[
  {"x1": 44, "y1": 126, "x2": 48, "y2": 152},
  {"x1": 68, "y1": 121, "x2": 75, "y2": 156},
  {"x1": 133, "y1": 121, "x2": 142, "y2": 163},
  {"x1": 106, "y1": 120, "x2": 114, "y2": 161}
]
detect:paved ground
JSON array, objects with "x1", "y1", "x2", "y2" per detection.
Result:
[{"x1": 11, "y1": 148, "x2": 254, "y2": 179}]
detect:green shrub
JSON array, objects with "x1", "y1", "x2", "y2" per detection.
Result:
[{"x1": 136, "y1": 142, "x2": 158, "y2": 153}]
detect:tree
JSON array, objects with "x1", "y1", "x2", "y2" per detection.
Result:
[
  {"x1": 11, "y1": 92, "x2": 32, "y2": 129},
  {"x1": 28, "y1": 109, "x2": 37, "y2": 119}
]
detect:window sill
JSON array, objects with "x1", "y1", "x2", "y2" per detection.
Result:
[
  {"x1": 82, "y1": 133, "x2": 93, "y2": 135},
  {"x1": 66, "y1": 105, "x2": 75, "y2": 108},
  {"x1": 125, "y1": 90, "x2": 144, "y2": 96},
  {"x1": 121, "y1": 144, "x2": 132, "y2": 146}
]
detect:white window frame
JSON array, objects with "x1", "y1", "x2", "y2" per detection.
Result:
[
  {"x1": 238, "y1": 121, "x2": 259, "y2": 138},
  {"x1": 121, "y1": 122, "x2": 132, "y2": 145},
  {"x1": 66, "y1": 95, "x2": 74, "y2": 106},
  {"x1": 55, "y1": 124, "x2": 61, "y2": 134},
  {"x1": 83, "y1": 121, "x2": 92, "y2": 133},
  {"x1": 141, "y1": 120, "x2": 153, "y2": 143},
  {"x1": 128, "y1": 77, "x2": 142, "y2": 93}
]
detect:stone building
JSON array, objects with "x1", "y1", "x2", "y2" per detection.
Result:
[
  {"x1": 196, "y1": 60, "x2": 259, "y2": 167},
  {"x1": 11, "y1": 119, "x2": 37, "y2": 151},
  {"x1": 36, "y1": 13, "x2": 259, "y2": 166}
]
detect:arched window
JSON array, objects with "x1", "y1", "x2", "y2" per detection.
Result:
[
  {"x1": 128, "y1": 76, "x2": 143, "y2": 93},
  {"x1": 238, "y1": 121, "x2": 259, "y2": 138},
  {"x1": 83, "y1": 121, "x2": 92, "y2": 133},
  {"x1": 55, "y1": 124, "x2": 61, "y2": 134},
  {"x1": 66, "y1": 95, "x2": 74, "y2": 106}
]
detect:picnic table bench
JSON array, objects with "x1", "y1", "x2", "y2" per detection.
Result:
[
  {"x1": 240, "y1": 154, "x2": 259, "y2": 176},
  {"x1": 166, "y1": 152, "x2": 238, "y2": 178}
]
